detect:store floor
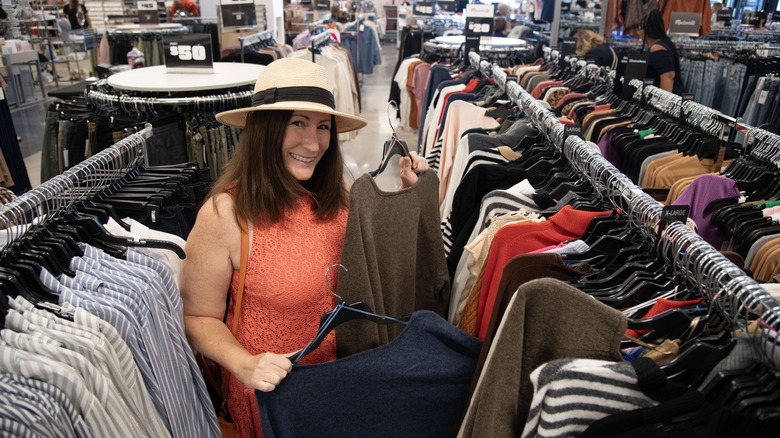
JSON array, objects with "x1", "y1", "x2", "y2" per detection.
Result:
[{"x1": 13, "y1": 41, "x2": 414, "y2": 191}]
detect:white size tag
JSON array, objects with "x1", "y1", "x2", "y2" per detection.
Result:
[
  {"x1": 0, "y1": 88, "x2": 4, "y2": 100},
  {"x1": 759, "y1": 90, "x2": 769, "y2": 105}
]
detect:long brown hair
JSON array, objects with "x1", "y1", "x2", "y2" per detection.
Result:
[{"x1": 208, "y1": 110, "x2": 348, "y2": 229}]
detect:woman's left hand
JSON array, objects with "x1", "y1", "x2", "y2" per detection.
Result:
[{"x1": 399, "y1": 151, "x2": 428, "y2": 189}]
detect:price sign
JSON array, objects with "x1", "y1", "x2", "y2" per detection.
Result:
[
  {"x1": 668, "y1": 11, "x2": 701, "y2": 36},
  {"x1": 413, "y1": 1, "x2": 435, "y2": 16},
  {"x1": 466, "y1": 4, "x2": 494, "y2": 35},
  {"x1": 164, "y1": 33, "x2": 215, "y2": 73},
  {"x1": 138, "y1": 1, "x2": 159, "y2": 24},
  {"x1": 438, "y1": 0, "x2": 455, "y2": 14},
  {"x1": 741, "y1": 10, "x2": 760, "y2": 27}
]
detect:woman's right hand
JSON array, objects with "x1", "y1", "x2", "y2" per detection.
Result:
[{"x1": 236, "y1": 352, "x2": 294, "y2": 392}]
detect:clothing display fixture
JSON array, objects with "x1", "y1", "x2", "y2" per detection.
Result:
[
  {"x1": 0, "y1": 126, "x2": 219, "y2": 437},
  {"x1": 451, "y1": 52, "x2": 780, "y2": 437},
  {"x1": 104, "y1": 24, "x2": 189, "y2": 67}
]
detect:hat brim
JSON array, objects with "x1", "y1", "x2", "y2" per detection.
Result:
[{"x1": 216, "y1": 101, "x2": 368, "y2": 133}]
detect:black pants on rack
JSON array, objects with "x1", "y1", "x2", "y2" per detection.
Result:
[{"x1": 0, "y1": 96, "x2": 32, "y2": 194}]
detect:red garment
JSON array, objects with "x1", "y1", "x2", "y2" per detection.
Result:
[
  {"x1": 170, "y1": 0, "x2": 199, "y2": 18},
  {"x1": 476, "y1": 206, "x2": 613, "y2": 339},
  {"x1": 531, "y1": 80, "x2": 563, "y2": 99},
  {"x1": 625, "y1": 297, "x2": 704, "y2": 338},
  {"x1": 659, "y1": 0, "x2": 711, "y2": 36}
]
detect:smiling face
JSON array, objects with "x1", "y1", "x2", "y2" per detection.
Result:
[{"x1": 281, "y1": 110, "x2": 332, "y2": 181}]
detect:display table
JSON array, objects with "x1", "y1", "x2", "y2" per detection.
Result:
[
  {"x1": 432, "y1": 35, "x2": 529, "y2": 47},
  {"x1": 1, "y1": 51, "x2": 46, "y2": 109},
  {"x1": 107, "y1": 62, "x2": 264, "y2": 92}
]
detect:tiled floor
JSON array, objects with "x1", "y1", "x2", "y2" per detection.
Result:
[{"x1": 11, "y1": 42, "x2": 411, "y2": 191}]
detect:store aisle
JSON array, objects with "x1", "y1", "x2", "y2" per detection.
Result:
[{"x1": 341, "y1": 41, "x2": 418, "y2": 192}]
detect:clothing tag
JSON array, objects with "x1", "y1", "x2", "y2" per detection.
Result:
[
  {"x1": 0, "y1": 88, "x2": 4, "y2": 101},
  {"x1": 723, "y1": 68, "x2": 728, "y2": 79},
  {"x1": 360, "y1": 24, "x2": 365, "y2": 32},
  {"x1": 661, "y1": 205, "x2": 690, "y2": 225},
  {"x1": 759, "y1": 90, "x2": 769, "y2": 105}
]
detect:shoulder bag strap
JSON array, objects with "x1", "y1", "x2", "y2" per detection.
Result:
[{"x1": 222, "y1": 215, "x2": 249, "y2": 399}]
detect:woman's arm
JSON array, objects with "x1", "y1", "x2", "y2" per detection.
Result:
[
  {"x1": 181, "y1": 193, "x2": 292, "y2": 392},
  {"x1": 658, "y1": 71, "x2": 675, "y2": 93}
]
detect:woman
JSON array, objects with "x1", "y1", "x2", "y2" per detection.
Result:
[
  {"x1": 493, "y1": 17, "x2": 508, "y2": 37},
  {"x1": 574, "y1": 29, "x2": 617, "y2": 70},
  {"x1": 180, "y1": 57, "x2": 428, "y2": 437},
  {"x1": 62, "y1": 0, "x2": 91, "y2": 29},
  {"x1": 638, "y1": 9, "x2": 684, "y2": 95}
]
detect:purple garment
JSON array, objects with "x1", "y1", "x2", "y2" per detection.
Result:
[
  {"x1": 599, "y1": 131, "x2": 622, "y2": 169},
  {"x1": 672, "y1": 174, "x2": 741, "y2": 250}
]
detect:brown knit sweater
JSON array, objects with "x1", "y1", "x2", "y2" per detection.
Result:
[{"x1": 335, "y1": 171, "x2": 451, "y2": 358}]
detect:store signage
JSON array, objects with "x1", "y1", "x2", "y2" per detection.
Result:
[
  {"x1": 137, "y1": 1, "x2": 159, "y2": 24},
  {"x1": 563, "y1": 124, "x2": 583, "y2": 142},
  {"x1": 560, "y1": 38, "x2": 577, "y2": 57},
  {"x1": 414, "y1": 1, "x2": 435, "y2": 16},
  {"x1": 716, "y1": 8, "x2": 732, "y2": 23},
  {"x1": 661, "y1": 205, "x2": 689, "y2": 225},
  {"x1": 668, "y1": 12, "x2": 701, "y2": 37},
  {"x1": 741, "y1": 10, "x2": 761, "y2": 27},
  {"x1": 464, "y1": 34, "x2": 481, "y2": 58},
  {"x1": 164, "y1": 33, "x2": 215, "y2": 73},
  {"x1": 438, "y1": 0, "x2": 455, "y2": 14},
  {"x1": 220, "y1": 0, "x2": 257, "y2": 28},
  {"x1": 615, "y1": 53, "x2": 647, "y2": 100},
  {"x1": 466, "y1": 4, "x2": 494, "y2": 35}
]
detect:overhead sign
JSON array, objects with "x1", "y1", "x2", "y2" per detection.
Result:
[
  {"x1": 413, "y1": 1, "x2": 435, "y2": 16},
  {"x1": 137, "y1": 1, "x2": 159, "y2": 24},
  {"x1": 164, "y1": 33, "x2": 215, "y2": 74},
  {"x1": 466, "y1": 4, "x2": 494, "y2": 35},
  {"x1": 668, "y1": 11, "x2": 701, "y2": 37}
]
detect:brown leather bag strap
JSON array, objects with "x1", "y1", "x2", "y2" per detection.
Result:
[{"x1": 222, "y1": 215, "x2": 249, "y2": 400}]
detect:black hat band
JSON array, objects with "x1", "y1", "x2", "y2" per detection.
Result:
[{"x1": 251, "y1": 86, "x2": 336, "y2": 110}]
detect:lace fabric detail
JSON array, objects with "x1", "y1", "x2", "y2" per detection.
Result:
[{"x1": 225, "y1": 197, "x2": 348, "y2": 437}]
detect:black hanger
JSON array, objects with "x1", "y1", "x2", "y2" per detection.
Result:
[
  {"x1": 291, "y1": 265, "x2": 409, "y2": 363},
  {"x1": 369, "y1": 102, "x2": 412, "y2": 178}
]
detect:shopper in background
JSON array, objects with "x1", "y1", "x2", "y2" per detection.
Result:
[
  {"x1": 638, "y1": 9, "x2": 684, "y2": 95},
  {"x1": 62, "y1": 0, "x2": 90, "y2": 29},
  {"x1": 756, "y1": 10, "x2": 769, "y2": 31},
  {"x1": 574, "y1": 29, "x2": 617, "y2": 69},
  {"x1": 496, "y1": 3, "x2": 510, "y2": 17},
  {"x1": 494, "y1": 16, "x2": 509, "y2": 36},
  {"x1": 711, "y1": 2, "x2": 723, "y2": 27},
  {"x1": 180, "y1": 58, "x2": 428, "y2": 438},
  {"x1": 170, "y1": 0, "x2": 200, "y2": 19}
]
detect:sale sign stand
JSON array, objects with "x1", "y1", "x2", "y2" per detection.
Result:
[{"x1": 163, "y1": 34, "x2": 216, "y2": 74}]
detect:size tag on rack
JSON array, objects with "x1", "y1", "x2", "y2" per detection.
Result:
[
  {"x1": 413, "y1": 1, "x2": 435, "y2": 16},
  {"x1": 164, "y1": 33, "x2": 215, "y2": 73},
  {"x1": 466, "y1": 4, "x2": 494, "y2": 35},
  {"x1": 465, "y1": 35, "x2": 481, "y2": 57},
  {"x1": 506, "y1": 74, "x2": 518, "y2": 84},
  {"x1": 661, "y1": 205, "x2": 689, "y2": 225},
  {"x1": 138, "y1": 1, "x2": 160, "y2": 24},
  {"x1": 560, "y1": 38, "x2": 577, "y2": 57},
  {"x1": 563, "y1": 124, "x2": 583, "y2": 142}
]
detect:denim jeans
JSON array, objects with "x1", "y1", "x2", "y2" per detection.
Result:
[{"x1": 719, "y1": 63, "x2": 746, "y2": 117}]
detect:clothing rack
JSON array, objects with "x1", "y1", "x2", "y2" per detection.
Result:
[
  {"x1": 85, "y1": 82, "x2": 253, "y2": 113},
  {"x1": 0, "y1": 124, "x2": 153, "y2": 236},
  {"x1": 309, "y1": 28, "x2": 334, "y2": 62},
  {"x1": 107, "y1": 25, "x2": 189, "y2": 36},
  {"x1": 238, "y1": 28, "x2": 276, "y2": 63},
  {"x1": 468, "y1": 50, "x2": 780, "y2": 335}
]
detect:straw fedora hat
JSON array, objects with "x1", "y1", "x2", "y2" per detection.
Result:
[{"x1": 216, "y1": 58, "x2": 367, "y2": 133}]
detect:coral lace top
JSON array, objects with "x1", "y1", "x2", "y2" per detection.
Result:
[{"x1": 224, "y1": 196, "x2": 348, "y2": 438}]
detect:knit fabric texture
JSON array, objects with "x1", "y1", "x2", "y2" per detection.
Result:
[
  {"x1": 336, "y1": 171, "x2": 451, "y2": 358},
  {"x1": 225, "y1": 196, "x2": 348, "y2": 438}
]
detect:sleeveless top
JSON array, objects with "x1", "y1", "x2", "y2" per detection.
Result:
[{"x1": 224, "y1": 196, "x2": 348, "y2": 438}]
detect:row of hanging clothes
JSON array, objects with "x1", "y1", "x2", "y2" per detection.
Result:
[
  {"x1": 439, "y1": 51, "x2": 780, "y2": 437},
  {"x1": 221, "y1": 29, "x2": 294, "y2": 65},
  {"x1": 289, "y1": 25, "x2": 363, "y2": 142},
  {"x1": 0, "y1": 125, "x2": 221, "y2": 437},
  {"x1": 39, "y1": 82, "x2": 250, "y2": 183},
  {"x1": 529, "y1": 47, "x2": 780, "y2": 284},
  {"x1": 676, "y1": 41, "x2": 780, "y2": 126}
]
